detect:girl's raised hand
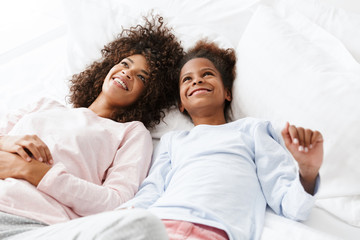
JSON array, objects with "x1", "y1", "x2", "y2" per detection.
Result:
[
  {"x1": 0, "y1": 135, "x2": 53, "y2": 164},
  {"x1": 281, "y1": 122, "x2": 323, "y2": 194}
]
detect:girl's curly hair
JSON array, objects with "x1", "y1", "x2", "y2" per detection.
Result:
[
  {"x1": 68, "y1": 15, "x2": 184, "y2": 128},
  {"x1": 178, "y1": 40, "x2": 236, "y2": 121}
]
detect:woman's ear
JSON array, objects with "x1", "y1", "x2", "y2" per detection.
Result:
[{"x1": 225, "y1": 89, "x2": 232, "y2": 102}]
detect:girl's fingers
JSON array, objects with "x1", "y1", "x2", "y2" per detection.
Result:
[
  {"x1": 288, "y1": 124, "x2": 299, "y2": 144},
  {"x1": 311, "y1": 130, "x2": 323, "y2": 148},
  {"x1": 304, "y1": 129, "x2": 313, "y2": 152},
  {"x1": 281, "y1": 122, "x2": 291, "y2": 147}
]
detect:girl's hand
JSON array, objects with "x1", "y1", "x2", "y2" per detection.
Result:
[
  {"x1": 0, "y1": 135, "x2": 53, "y2": 164},
  {"x1": 0, "y1": 151, "x2": 51, "y2": 186},
  {"x1": 281, "y1": 122, "x2": 324, "y2": 194}
]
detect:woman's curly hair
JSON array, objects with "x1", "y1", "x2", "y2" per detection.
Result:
[
  {"x1": 178, "y1": 40, "x2": 236, "y2": 121},
  {"x1": 68, "y1": 15, "x2": 184, "y2": 128}
]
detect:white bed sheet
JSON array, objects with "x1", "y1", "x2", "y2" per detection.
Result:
[{"x1": 1, "y1": 0, "x2": 360, "y2": 239}]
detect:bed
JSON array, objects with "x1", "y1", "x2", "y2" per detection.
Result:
[{"x1": 1, "y1": 0, "x2": 359, "y2": 239}]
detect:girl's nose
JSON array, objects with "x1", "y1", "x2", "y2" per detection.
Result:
[{"x1": 192, "y1": 78, "x2": 203, "y2": 85}]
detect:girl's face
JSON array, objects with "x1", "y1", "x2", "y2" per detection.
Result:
[
  {"x1": 102, "y1": 54, "x2": 149, "y2": 108},
  {"x1": 178, "y1": 58, "x2": 231, "y2": 117}
]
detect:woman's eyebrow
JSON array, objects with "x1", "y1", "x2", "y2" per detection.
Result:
[
  {"x1": 141, "y1": 70, "x2": 150, "y2": 76},
  {"x1": 125, "y1": 57, "x2": 134, "y2": 63}
]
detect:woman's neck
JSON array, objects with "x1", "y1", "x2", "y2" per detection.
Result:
[{"x1": 88, "y1": 96, "x2": 114, "y2": 119}]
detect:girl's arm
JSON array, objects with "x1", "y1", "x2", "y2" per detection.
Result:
[
  {"x1": 281, "y1": 122, "x2": 323, "y2": 195},
  {"x1": 254, "y1": 121, "x2": 319, "y2": 221},
  {"x1": 119, "y1": 133, "x2": 172, "y2": 210}
]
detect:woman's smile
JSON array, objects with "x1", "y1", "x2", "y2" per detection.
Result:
[{"x1": 112, "y1": 76, "x2": 129, "y2": 91}]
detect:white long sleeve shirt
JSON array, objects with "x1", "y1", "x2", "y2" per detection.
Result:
[
  {"x1": 0, "y1": 98, "x2": 153, "y2": 224},
  {"x1": 120, "y1": 118, "x2": 317, "y2": 240}
]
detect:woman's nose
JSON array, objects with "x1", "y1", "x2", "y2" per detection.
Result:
[{"x1": 121, "y1": 70, "x2": 132, "y2": 79}]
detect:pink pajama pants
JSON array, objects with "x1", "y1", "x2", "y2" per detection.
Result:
[{"x1": 162, "y1": 219, "x2": 229, "y2": 240}]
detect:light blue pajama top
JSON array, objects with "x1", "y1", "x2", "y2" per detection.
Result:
[{"x1": 120, "y1": 117, "x2": 317, "y2": 240}]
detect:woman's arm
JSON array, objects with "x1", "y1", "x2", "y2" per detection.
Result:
[
  {"x1": 36, "y1": 127, "x2": 154, "y2": 217},
  {"x1": 0, "y1": 98, "x2": 56, "y2": 164},
  {"x1": 0, "y1": 151, "x2": 50, "y2": 185},
  {"x1": 0, "y1": 135, "x2": 53, "y2": 164}
]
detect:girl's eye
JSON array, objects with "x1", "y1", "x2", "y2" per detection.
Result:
[
  {"x1": 203, "y1": 71, "x2": 214, "y2": 77},
  {"x1": 183, "y1": 76, "x2": 191, "y2": 82}
]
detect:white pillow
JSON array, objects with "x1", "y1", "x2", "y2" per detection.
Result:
[
  {"x1": 232, "y1": 5, "x2": 360, "y2": 226},
  {"x1": 63, "y1": 0, "x2": 261, "y2": 75},
  {"x1": 273, "y1": 0, "x2": 360, "y2": 63},
  {"x1": 62, "y1": 0, "x2": 261, "y2": 139}
]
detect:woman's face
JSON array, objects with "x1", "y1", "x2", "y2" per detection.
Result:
[{"x1": 102, "y1": 54, "x2": 149, "y2": 108}]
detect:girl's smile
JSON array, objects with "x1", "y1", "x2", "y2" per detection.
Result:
[{"x1": 189, "y1": 88, "x2": 212, "y2": 96}]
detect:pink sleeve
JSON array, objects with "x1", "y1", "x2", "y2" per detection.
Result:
[
  {"x1": 0, "y1": 98, "x2": 62, "y2": 135},
  {"x1": 37, "y1": 125, "x2": 153, "y2": 217}
]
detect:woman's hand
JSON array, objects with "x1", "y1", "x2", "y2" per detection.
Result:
[
  {"x1": 281, "y1": 122, "x2": 323, "y2": 195},
  {"x1": 0, "y1": 135, "x2": 53, "y2": 164},
  {"x1": 0, "y1": 151, "x2": 51, "y2": 186}
]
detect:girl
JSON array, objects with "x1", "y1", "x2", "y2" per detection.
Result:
[
  {"x1": 0, "y1": 15, "x2": 183, "y2": 239},
  {"x1": 119, "y1": 40, "x2": 323, "y2": 240}
]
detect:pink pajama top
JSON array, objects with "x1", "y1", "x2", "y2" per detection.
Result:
[{"x1": 0, "y1": 98, "x2": 153, "y2": 224}]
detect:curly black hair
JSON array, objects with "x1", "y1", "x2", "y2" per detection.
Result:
[
  {"x1": 178, "y1": 40, "x2": 236, "y2": 121},
  {"x1": 68, "y1": 14, "x2": 184, "y2": 128}
]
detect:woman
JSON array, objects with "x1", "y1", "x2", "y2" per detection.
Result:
[{"x1": 0, "y1": 14, "x2": 183, "y2": 239}]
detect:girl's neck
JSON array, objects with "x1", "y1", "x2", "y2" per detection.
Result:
[{"x1": 190, "y1": 111, "x2": 227, "y2": 126}]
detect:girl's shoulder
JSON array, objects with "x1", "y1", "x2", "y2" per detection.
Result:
[{"x1": 232, "y1": 117, "x2": 275, "y2": 134}]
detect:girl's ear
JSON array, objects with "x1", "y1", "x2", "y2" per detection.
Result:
[
  {"x1": 225, "y1": 89, "x2": 232, "y2": 102},
  {"x1": 178, "y1": 102, "x2": 185, "y2": 112}
]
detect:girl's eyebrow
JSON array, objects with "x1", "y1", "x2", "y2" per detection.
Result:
[
  {"x1": 181, "y1": 67, "x2": 216, "y2": 78},
  {"x1": 180, "y1": 72, "x2": 192, "y2": 79},
  {"x1": 201, "y1": 67, "x2": 216, "y2": 72},
  {"x1": 125, "y1": 57, "x2": 150, "y2": 76}
]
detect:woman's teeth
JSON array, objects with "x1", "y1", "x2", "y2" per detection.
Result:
[{"x1": 114, "y1": 78, "x2": 128, "y2": 90}]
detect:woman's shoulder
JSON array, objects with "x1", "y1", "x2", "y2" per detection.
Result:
[
  {"x1": 124, "y1": 121, "x2": 151, "y2": 134},
  {"x1": 36, "y1": 97, "x2": 67, "y2": 108},
  {"x1": 15, "y1": 97, "x2": 67, "y2": 115}
]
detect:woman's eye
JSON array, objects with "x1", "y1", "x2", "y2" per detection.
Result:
[
  {"x1": 138, "y1": 75, "x2": 146, "y2": 83},
  {"x1": 120, "y1": 61, "x2": 129, "y2": 67}
]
